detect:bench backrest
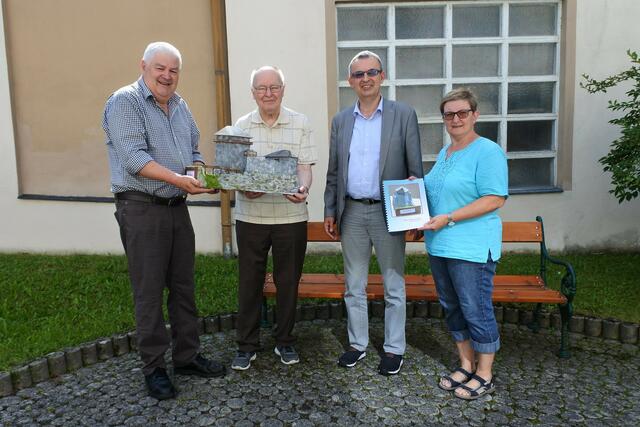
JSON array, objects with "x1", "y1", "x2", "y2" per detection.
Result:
[{"x1": 306, "y1": 221, "x2": 543, "y2": 243}]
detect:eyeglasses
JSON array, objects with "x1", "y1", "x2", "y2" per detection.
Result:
[
  {"x1": 253, "y1": 85, "x2": 283, "y2": 95},
  {"x1": 350, "y1": 68, "x2": 382, "y2": 79},
  {"x1": 442, "y1": 109, "x2": 474, "y2": 121}
]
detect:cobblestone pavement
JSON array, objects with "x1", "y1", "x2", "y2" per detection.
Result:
[{"x1": 1, "y1": 317, "x2": 639, "y2": 426}]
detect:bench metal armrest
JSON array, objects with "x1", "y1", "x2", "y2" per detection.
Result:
[{"x1": 536, "y1": 216, "x2": 577, "y2": 303}]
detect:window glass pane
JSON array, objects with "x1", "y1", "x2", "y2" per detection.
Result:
[
  {"x1": 509, "y1": 4, "x2": 557, "y2": 36},
  {"x1": 508, "y1": 158, "x2": 553, "y2": 189},
  {"x1": 396, "y1": 85, "x2": 444, "y2": 117},
  {"x1": 338, "y1": 48, "x2": 387, "y2": 80},
  {"x1": 452, "y1": 83, "x2": 500, "y2": 114},
  {"x1": 397, "y1": 47, "x2": 444, "y2": 79},
  {"x1": 396, "y1": 6, "x2": 444, "y2": 39},
  {"x1": 452, "y1": 6, "x2": 500, "y2": 38},
  {"x1": 475, "y1": 122, "x2": 499, "y2": 143},
  {"x1": 423, "y1": 161, "x2": 436, "y2": 174},
  {"x1": 337, "y1": 8, "x2": 387, "y2": 41},
  {"x1": 339, "y1": 86, "x2": 389, "y2": 111},
  {"x1": 507, "y1": 120, "x2": 553, "y2": 151},
  {"x1": 452, "y1": 45, "x2": 500, "y2": 77},
  {"x1": 419, "y1": 123, "x2": 443, "y2": 155},
  {"x1": 509, "y1": 44, "x2": 555, "y2": 76},
  {"x1": 508, "y1": 82, "x2": 554, "y2": 114}
]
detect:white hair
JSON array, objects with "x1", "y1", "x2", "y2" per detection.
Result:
[
  {"x1": 249, "y1": 66, "x2": 285, "y2": 88},
  {"x1": 347, "y1": 50, "x2": 383, "y2": 76},
  {"x1": 142, "y1": 42, "x2": 182, "y2": 69}
]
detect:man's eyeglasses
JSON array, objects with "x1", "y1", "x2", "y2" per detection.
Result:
[
  {"x1": 442, "y1": 109, "x2": 474, "y2": 121},
  {"x1": 350, "y1": 69, "x2": 382, "y2": 79},
  {"x1": 253, "y1": 85, "x2": 283, "y2": 95}
]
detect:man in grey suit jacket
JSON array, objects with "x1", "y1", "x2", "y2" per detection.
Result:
[{"x1": 323, "y1": 51, "x2": 423, "y2": 375}]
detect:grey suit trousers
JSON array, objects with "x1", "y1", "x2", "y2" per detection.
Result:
[{"x1": 341, "y1": 199, "x2": 407, "y2": 355}]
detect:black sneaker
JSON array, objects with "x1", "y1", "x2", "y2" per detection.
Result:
[
  {"x1": 274, "y1": 346, "x2": 300, "y2": 365},
  {"x1": 231, "y1": 351, "x2": 257, "y2": 371},
  {"x1": 378, "y1": 353, "x2": 403, "y2": 376},
  {"x1": 174, "y1": 354, "x2": 226, "y2": 378},
  {"x1": 337, "y1": 349, "x2": 366, "y2": 368},
  {"x1": 145, "y1": 367, "x2": 176, "y2": 400}
]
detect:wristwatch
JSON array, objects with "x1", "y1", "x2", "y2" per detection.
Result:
[{"x1": 447, "y1": 213, "x2": 456, "y2": 227}]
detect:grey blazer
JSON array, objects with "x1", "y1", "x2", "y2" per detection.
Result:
[{"x1": 324, "y1": 99, "x2": 424, "y2": 232}]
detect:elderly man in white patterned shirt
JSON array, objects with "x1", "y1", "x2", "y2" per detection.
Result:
[{"x1": 231, "y1": 66, "x2": 318, "y2": 371}]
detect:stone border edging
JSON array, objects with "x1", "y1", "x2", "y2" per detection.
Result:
[{"x1": 1, "y1": 302, "x2": 638, "y2": 398}]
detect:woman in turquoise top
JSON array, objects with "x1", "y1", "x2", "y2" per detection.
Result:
[{"x1": 418, "y1": 88, "x2": 508, "y2": 400}]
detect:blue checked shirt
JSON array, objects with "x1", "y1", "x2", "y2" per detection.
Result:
[{"x1": 103, "y1": 77, "x2": 204, "y2": 198}]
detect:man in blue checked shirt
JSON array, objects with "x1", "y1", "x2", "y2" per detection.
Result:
[{"x1": 103, "y1": 41, "x2": 225, "y2": 400}]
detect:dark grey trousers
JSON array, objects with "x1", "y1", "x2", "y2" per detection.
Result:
[
  {"x1": 115, "y1": 199, "x2": 200, "y2": 375},
  {"x1": 235, "y1": 220, "x2": 307, "y2": 352}
]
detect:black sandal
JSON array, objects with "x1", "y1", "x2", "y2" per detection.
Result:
[
  {"x1": 454, "y1": 373, "x2": 495, "y2": 400},
  {"x1": 438, "y1": 367, "x2": 474, "y2": 391}
]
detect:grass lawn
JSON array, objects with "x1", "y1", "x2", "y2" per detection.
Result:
[{"x1": 1, "y1": 251, "x2": 639, "y2": 371}]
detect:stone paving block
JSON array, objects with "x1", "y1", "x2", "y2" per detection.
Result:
[
  {"x1": 302, "y1": 304, "x2": 316, "y2": 321},
  {"x1": 519, "y1": 310, "x2": 534, "y2": 325},
  {"x1": 406, "y1": 301, "x2": 415, "y2": 318},
  {"x1": 46, "y1": 352, "x2": 67, "y2": 377},
  {"x1": 414, "y1": 301, "x2": 428, "y2": 318},
  {"x1": 219, "y1": 314, "x2": 233, "y2": 331},
  {"x1": 504, "y1": 307, "x2": 519, "y2": 324},
  {"x1": 10, "y1": 366, "x2": 32, "y2": 391},
  {"x1": 196, "y1": 317, "x2": 205, "y2": 335},
  {"x1": 128, "y1": 331, "x2": 138, "y2": 352},
  {"x1": 81, "y1": 343, "x2": 98, "y2": 366},
  {"x1": 330, "y1": 302, "x2": 343, "y2": 320},
  {"x1": 620, "y1": 323, "x2": 639, "y2": 344},
  {"x1": 112, "y1": 334, "x2": 130, "y2": 356},
  {"x1": 316, "y1": 303, "x2": 330, "y2": 320},
  {"x1": 0, "y1": 372, "x2": 13, "y2": 397},
  {"x1": 493, "y1": 305, "x2": 503, "y2": 323},
  {"x1": 371, "y1": 301, "x2": 384, "y2": 318},
  {"x1": 28, "y1": 359, "x2": 50, "y2": 384},
  {"x1": 428, "y1": 302, "x2": 443, "y2": 318},
  {"x1": 97, "y1": 339, "x2": 114, "y2": 361},
  {"x1": 551, "y1": 312, "x2": 562, "y2": 329},
  {"x1": 569, "y1": 315, "x2": 585, "y2": 333},
  {"x1": 205, "y1": 316, "x2": 220, "y2": 334},
  {"x1": 584, "y1": 317, "x2": 602, "y2": 337},
  {"x1": 65, "y1": 347, "x2": 82, "y2": 372},
  {"x1": 538, "y1": 311, "x2": 551, "y2": 329},
  {"x1": 602, "y1": 319, "x2": 620, "y2": 341}
]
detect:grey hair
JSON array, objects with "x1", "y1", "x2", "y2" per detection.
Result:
[
  {"x1": 142, "y1": 42, "x2": 182, "y2": 69},
  {"x1": 250, "y1": 66, "x2": 286, "y2": 88},
  {"x1": 347, "y1": 50, "x2": 383, "y2": 76}
]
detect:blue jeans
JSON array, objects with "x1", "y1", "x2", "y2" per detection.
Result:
[{"x1": 429, "y1": 254, "x2": 500, "y2": 354}]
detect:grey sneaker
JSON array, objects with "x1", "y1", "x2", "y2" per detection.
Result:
[
  {"x1": 274, "y1": 345, "x2": 300, "y2": 365},
  {"x1": 231, "y1": 351, "x2": 256, "y2": 371}
]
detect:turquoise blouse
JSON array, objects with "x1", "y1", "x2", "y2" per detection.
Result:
[{"x1": 424, "y1": 137, "x2": 508, "y2": 263}]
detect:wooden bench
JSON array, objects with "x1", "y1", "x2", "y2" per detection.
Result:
[{"x1": 263, "y1": 217, "x2": 576, "y2": 357}]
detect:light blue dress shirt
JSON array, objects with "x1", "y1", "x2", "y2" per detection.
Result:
[
  {"x1": 347, "y1": 97, "x2": 384, "y2": 200},
  {"x1": 424, "y1": 137, "x2": 508, "y2": 263}
]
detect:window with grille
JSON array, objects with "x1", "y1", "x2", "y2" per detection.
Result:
[{"x1": 336, "y1": 1, "x2": 561, "y2": 192}]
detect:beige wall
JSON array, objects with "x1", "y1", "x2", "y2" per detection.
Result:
[
  {"x1": 4, "y1": 0, "x2": 218, "y2": 197},
  {"x1": 0, "y1": 0, "x2": 223, "y2": 253},
  {"x1": 1, "y1": 0, "x2": 639, "y2": 253}
]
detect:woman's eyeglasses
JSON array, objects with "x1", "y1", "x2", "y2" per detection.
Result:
[
  {"x1": 350, "y1": 69, "x2": 382, "y2": 79},
  {"x1": 442, "y1": 109, "x2": 474, "y2": 121}
]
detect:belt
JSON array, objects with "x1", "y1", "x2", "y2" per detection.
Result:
[
  {"x1": 346, "y1": 195, "x2": 381, "y2": 205},
  {"x1": 115, "y1": 191, "x2": 186, "y2": 206}
]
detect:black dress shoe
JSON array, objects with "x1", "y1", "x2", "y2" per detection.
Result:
[
  {"x1": 145, "y1": 367, "x2": 176, "y2": 400},
  {"x1": 174, "y1": 354, "x2": 226, "y2": 378}
]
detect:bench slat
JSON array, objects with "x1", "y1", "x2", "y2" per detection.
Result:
[
  {"x1": 306, "y1": 221, "x2": 542, "y2": 243},
  {"x1": 293, "y1": 273, "x2": 544, "y2": 288}
]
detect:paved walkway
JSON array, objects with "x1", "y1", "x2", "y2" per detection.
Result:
[{"x1": 1, "y1": 317, "x2": 639, "y2": 426}]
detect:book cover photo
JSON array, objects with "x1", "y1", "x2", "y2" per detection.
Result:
[{"x1": 382, "y1": 178, "x2": 430, "y2": 232}]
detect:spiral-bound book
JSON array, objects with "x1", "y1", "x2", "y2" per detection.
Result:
[{"x1": 382, "y1": 178, "x2": 430, "y2": 232}]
